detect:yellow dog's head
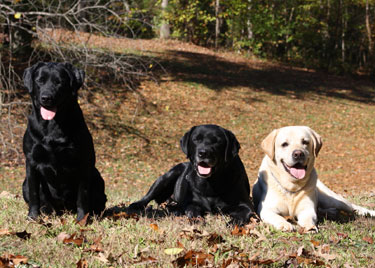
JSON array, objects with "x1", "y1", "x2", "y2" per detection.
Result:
[{"x1": 262, "y1": 126, "x2": 322, "y2": 180}]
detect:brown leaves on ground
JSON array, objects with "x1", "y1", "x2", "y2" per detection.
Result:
[
  {"x1": 57, "y1": 232, "x2": 85, "y2": 247},
  {"x1": 76, "y1": 213, "x2": 89, "y2": 226},
  {"x1": 0, "y1": 229, "x2": 31, "y2": 240},
  {"x1": 109, "y1": 212, "x2": 139, "y2": 221},
  {"x1": 76, "y1": 258, "x2": 88, "y2": 268},
  {"x1": 132, "y1": 256, "x2": 158, "y2": 265},
  {"x1": 173, "y1": 250, "x2": 214, "y2": 268},
  {"x1": 0, "y1": 253, "x2": 29, "y2": 268},
  {"x1": 362, "y1": 236, "x2": 374, "y2": 244},
  {"x1": 286, "y1": 245, "x2": 327, "y2": 267}
]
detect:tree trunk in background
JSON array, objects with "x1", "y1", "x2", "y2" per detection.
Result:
[
  {"x1": 366, "y1": 0, "x2": 373, "y2": 59},
  {"x1": 340, "y1": 0, "x2": 346, "y2": 63},
  {"x1": 160, "y1": 0, "x2": 170, "y2": 39},
  {"x1": 215, "y1": 0, "x2": 220, "y2": 49}
]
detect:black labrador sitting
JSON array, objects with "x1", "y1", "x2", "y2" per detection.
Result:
[
  {"x1": 22, "y1": 62, "x2": 106, "y2": 221},
  {"x1": 128, "y1": 124, "x2": 254, "y2": 225}
]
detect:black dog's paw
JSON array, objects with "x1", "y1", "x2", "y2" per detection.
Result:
[
  {"x1": 27, "y1": 211, "x2": 39, "y2": 221},
  {"x1": 228, "y1": 217, "x2": 247, "y2": 227},
  {"x1": 228, "y1": 214, "x2": 252, "y2": 227},
  {"x1": 127, "y1": 201, "x2": 147, "y2": 213},
  {"x1": 185, "y1": 205, "x2": 203, "y2": 219},
  {"x1": 228, "y1": 208, "x2": 258, "y2": 226}
]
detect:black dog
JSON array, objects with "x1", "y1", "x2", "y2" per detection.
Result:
[
  {"x1": 128, "y1": 124, "x2": 254, "y2": 225},
  {"x1": 22, "y1": 62, "x2": 106, "y2": 221}
]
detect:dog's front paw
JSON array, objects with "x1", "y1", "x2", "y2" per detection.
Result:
[
  {"x1": 128, "y1": 201, "x2": 147, "y2": 212},
  {"x1": 27, "y1": 209, "x2": 39, "y2": 221},
  {"x1": 300, "y1": 224, "x2": 318, "y2": 233},
  {"x1": 185, "y1": 205, "x2": 202, "y2": 219},
  {"x1": 275, "y1": 221, "x2": 295, "y2": 232},
  {"x1": 228, "y1": 215, "x2": 248, "y2": 227}
]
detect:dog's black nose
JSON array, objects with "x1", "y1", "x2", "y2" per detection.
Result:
[
  {"x1": 292, "y1": 150, "x2": 305, "y2": 160},
  {"x1": 198, "y1": 150, "x2": 208, "y2": 158},
  {"x1": 41, "y1": 94, "x2": 53, "y2": 103}
]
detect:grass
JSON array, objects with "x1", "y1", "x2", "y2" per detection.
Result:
[{"x1": 1, "y1": 34, "x2": 375, "y2": 267}]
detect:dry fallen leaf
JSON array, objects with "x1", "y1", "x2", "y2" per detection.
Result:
[
  {"x1": 150, "y1": 223, "x2": 159, "y2": 231},
  {"x1": 0, "y1": 229, "x2": 32, "y2": 240},
  {"x1": 206, "y1": 233, "x2": 225, "y2": 246},
  {"x1": 311, "y1": 239, "x2": 320, "y2": 247},
  {"x1": 85, "y1": 236, "x2": 104, "y2": 253},
  {"x1": 179, "y1": 226, "x2": 209, "y2": 240},
  {"x1": 58, "y1": 233, "x2": 85, "y2": 247},
  {"x1": 94, "y1": 252, "x2": 109, "y2": 263},
  {"x1": 0, "y1": 253, "x2": 28, "y2": 266},
  {"x1": 176, "y1": 240, "x2": 185, "y2": 249},
  {"x1": 315, "y1": 244, "x2": 336, "y2": 262},
  {"x1": 164, "y1": 248, "x2": 184, "y2": 255},
  {"x1": 110, "y1": 212, "x2": 139, "y2": 221},
  {"x1": 288, "y1": 245, "x2": 327, "y2": 266},
  {"x1": 173, "y1": 250, "x2": 214, "y2": 267},
  {"x1": 76, "y1": 213, "x2": 89, "y2": 226},
  {"x1": 231, "y1": 225, "x2": 248, "y2": 236},
  {"x1": 363, "y1": 236, "x2": 373, "y2": 244},
  {"x1": 132, "y1": 256, "x2": 157, "y2": 265},
  {"x1": 76, "y1": 258, "x2": 88, "y2": 268},
  {"x1": 57, "y1": 232, "x2": 71, "y2": 242},
  {"x1": 0, "y1": 229, "x2": 11, "y2": 236}
]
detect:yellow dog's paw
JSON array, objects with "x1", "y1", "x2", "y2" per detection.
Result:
[
  {"x1": 275, "y1": 221, "x2": 295, "y2": 232},
  {"x1": 301, "y1": 224, "x2": 318, "y2": 233}
]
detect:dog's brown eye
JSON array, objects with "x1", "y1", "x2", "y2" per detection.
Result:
[
  {"x1": 302, "y1": 140, "x2": 309, "y2": 145},
  {"x1": 281, "y1": 142, "x2": 288, "y2": 147}
]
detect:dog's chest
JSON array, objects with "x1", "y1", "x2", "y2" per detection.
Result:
[
  {"x1": 189, "y1": 176, "x2": 228, "y2": 210},
  {"x1": 30, "y1": 135, "x2": 80, "y2": 180}
]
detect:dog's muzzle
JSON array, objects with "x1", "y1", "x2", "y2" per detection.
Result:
[{"x1": 282, "y1": 160, "x2": 307, "y2": 180}]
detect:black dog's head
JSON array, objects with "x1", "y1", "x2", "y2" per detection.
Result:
[
  {"x1": 180, "y1": 124, "x2": 240, "y2": 178},
  {"x1": 23, "y1": 62, "x2": 85, "y2": 120}
]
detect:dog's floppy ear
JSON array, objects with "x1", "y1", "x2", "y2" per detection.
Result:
[
  {"x1": 309, "y1": 127, "x2": 323, "y2": 157},
  {"x1": 223, "y1": 128, "x2": 240, "y2": 162},
  {"x1": 261, "y1": 129, "x2": 279, "y2": 160},
  {"x1": 180, "y1": 126, "x2": 196, "y2": 158},
  {"x1": 63, "y1": 62, "x2": 85, "y2": 94},
  {"x1": 23, "y1": 62, "x2": 45, "y2": 93}
]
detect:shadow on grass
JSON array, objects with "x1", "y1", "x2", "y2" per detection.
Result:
[
  {"x1": 317, "y1": 208, "x2": 356, "y2": 225},
  {"x1": 153, "y1": 50, "x2": 375, "y2": 104},
  {"x1": 103, "y1": 203, "x2": 174, "y2": 220}
]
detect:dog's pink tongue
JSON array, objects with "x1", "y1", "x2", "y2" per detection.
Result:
[
  {"x1": 40, "y1": 107, "x2": 56, "y2": 120},
  {"x1": 198, "y1": 165, "x2": 211, "y2": 175},
  {"x1": 290, "y1": 167, "x2": 306, "y2": 179}
]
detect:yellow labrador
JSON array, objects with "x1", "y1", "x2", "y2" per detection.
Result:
[{"x1": 252, "y1": 126, "x2": 375, "y2": 232}]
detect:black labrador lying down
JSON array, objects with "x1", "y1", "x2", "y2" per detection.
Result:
[
  {"x1": 129, "y1": 124, "x2": 254, "y2": 225},
  {"x1": 22, "y1": 62, "x2": 106, "y2": 221}
]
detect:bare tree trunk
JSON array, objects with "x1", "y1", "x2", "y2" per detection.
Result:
[
  {"x1": 160, "y1": 0, "x2": 170, "y2": 39},
  {"x1": 215, "y1": 0, "x2": 220, "y2": 49},
  {"x1": 341, "y1": 0, "x2": 346, "y2": 63},
  {"x1": 247, "y1": 0, "x2": 253, "y2": 40},
  {"x1": 366, "y1": 0, "x2": 373, "y2": 58}
]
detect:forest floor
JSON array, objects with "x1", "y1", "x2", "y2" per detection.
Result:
[{"x1": 1, "y1": 34, "x2": 375, "y2": 267}]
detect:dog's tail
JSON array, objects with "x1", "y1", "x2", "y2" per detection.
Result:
[{"x1": 317, "y1": 179, "x2": 375, "y2": 217}]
